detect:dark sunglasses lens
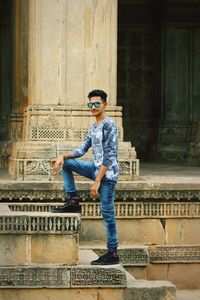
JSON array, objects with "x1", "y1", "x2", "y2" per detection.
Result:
[
  {"x1": 94, "y1": 102, "x2": 100, "y2": 108},
  {"x1": 87, "y1": 103, "x2": 93, "y2": 109}
]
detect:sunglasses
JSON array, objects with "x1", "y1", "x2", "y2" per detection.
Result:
[{"x1": 87, "y1": 102, "x2": 101, "y2": 109}]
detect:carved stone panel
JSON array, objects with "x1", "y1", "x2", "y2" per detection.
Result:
[
  {"x1": 0, "y1": 267, "x2": 70, "y2": 288},
  {"x1": 71, "y1": 266, "x2": 127, "y2": 288}
]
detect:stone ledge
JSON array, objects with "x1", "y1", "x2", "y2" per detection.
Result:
[
  {"x1": 7, "y1": 201, "x2": 200, "y2": 219},
  {"x1": 1, "y1": 181, "x2": 200, "y2": 192},
  {"x1": 1, "y1": 188, "x2": 200, "y2": 203},
  {"x1": 0, "y1": 265, "x2": 127, "y2": 289},
  {"x1": 149, "y1": 245, "x2": 200, "y2": 263}
]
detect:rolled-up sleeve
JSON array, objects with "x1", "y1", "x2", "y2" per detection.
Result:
[
  {"x1": 72, "y1": 131, "x2": 91, "y2": 157},
  {"x1": 102, "y1": 122, "x2": 118, "y2": 168}
]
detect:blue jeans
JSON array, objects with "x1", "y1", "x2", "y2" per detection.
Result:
[{"x1": 62, "y1": 158, "x2": 118, "y2": 252}]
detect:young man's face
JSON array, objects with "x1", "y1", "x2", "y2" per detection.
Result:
[{"x1": 88, "y1": 96, "x2": 107, "y2": 116}]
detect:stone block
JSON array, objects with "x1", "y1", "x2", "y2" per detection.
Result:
[
  {"x1": 165, "y1": 219, "x2": 200, "y2": 244},
  {"x1": 80, "y1": 220, "x2": 106, "y2": 243},
  {"x1": 125, "y1": 266, "x2": 147, "y2": 280},
  {"x1": 71, "y1": 265, "x2": 127, "y2": 288},
  {"x1": 125, "y1": 279, "x2": 176, "y2": 300},
  {"x1": 98, "y1": 289, "x2": 125, "y2": 300},
  {"x1": 117, "y1": 219, "x2": 165, "y2": 245},
  {"x1": 146, "y1": 263, "x2": 200, "y2": 290},
  {"x1": 0, "y1": 289, "x2": 98, "y2": 300},
  {"x1": 31, "y1": 234, "x2": 78, "y2": 265},
  {"x1": 0, "y1": 235, "x2": 28, "y2": 266}
]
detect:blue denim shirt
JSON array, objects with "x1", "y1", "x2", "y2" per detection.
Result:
[{"x1": 72, "y1": 116, "x2": 119, "y2": 182}]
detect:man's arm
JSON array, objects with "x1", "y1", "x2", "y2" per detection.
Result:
[
  {"x1": 52, "y1": 130, "x2": 91, "y2": 172},
  {"x1": 52, "y1": 151, "x2": 75, "y2": 173}
]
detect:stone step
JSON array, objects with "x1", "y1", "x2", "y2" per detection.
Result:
[
  {"x1": 79, "y1": 250, "x2": 176, "y2": 300},
  {"x1": 125, "y1": 278, "x2": 176, "y2": 300},
  {"x1": 80, "y1": 244, "x2": 150, "y2": 267},
  {"x1": 0, "y1": 207, "x2": 81, "y2": 266}
]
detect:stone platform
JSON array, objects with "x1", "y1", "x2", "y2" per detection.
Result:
[{"x1": 0, "y1": 162, "x2": 199, "y2": 292}]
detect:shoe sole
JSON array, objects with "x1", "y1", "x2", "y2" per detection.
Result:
[
  {"x1": 91, "y1": 261, "x2": 120, "y2": 265},
  {"x1": 51, "y1": 210, "x2": 81, "y2": 213}
]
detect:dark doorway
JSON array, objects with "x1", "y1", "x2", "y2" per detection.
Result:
[
  {"x1": 0, "y1": 0, "x2": 13, "y2": 140},
  {"x1": 117, "y1": 0, "x2": 200, "y2": 162}
]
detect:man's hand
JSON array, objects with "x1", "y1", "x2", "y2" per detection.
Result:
[
  {"x1": 90, "y1": 181, "x2": 100, "y2": 198},
  {"x1": 51, "y1": 155, "x2": 64, "y2": 173}
]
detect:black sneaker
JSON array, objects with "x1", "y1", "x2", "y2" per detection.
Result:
[
  {"x1": 91, "y1": 252, "x2": 119, "y2": 265},
  {"x1": 51, "y1": 202, "x2": 81, "y2": 213}
]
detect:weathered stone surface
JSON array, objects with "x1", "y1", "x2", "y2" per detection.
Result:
[
  {"x1": 165, "y1": 219, "x2": 200, "y2": 244},
  {"x1": 71, "y1": 265, "x2": 127, "y2": 288},
  {"x1": 117, "y1": 219, "x2": 165, "y2": 245},
  {"x1": 125, "y1": 279, "x2": 176, "y2": 300},
  {"x1": 0, "y1": 266, "x2": 71, "y2": 288},
  {"x1": 0, "y1": 289, "x2": 98, "y2": 300},
  {"x1": 0, "y1": 235, "x2": 28, "y2": 266},
  {"x1": 147, "y1": 263, "x2": 200, "y2": 290},
  {"x1": 31, "y1": 234, "x2": 78, "y2": 265},
  {"x1": 125, "y1": 266, "x2": 147, "y2": 280},
  {"x1": 98, "y1": 289, "x2": 124, "y2": 300}
]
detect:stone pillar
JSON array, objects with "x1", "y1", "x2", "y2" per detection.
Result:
[
  {"x1": 9, "y1": 0, "x2": 29, "y2": 141},
  {"x1": 9, "y1": 0, "x2": 139, "y2": 181},
  {"x1": 28, "y1": 0, "x2": 117, "y2": 106}
]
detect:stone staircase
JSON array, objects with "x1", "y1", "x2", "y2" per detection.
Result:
[{"x1": 0, "y1": 204, "x2": 176, "y2": 300}]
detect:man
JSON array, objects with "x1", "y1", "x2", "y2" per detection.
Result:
[{"x1": 52, "y1": 89, "x2": 119, "y2": 265}]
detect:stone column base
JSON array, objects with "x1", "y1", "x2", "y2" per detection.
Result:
[
  {"x1": 9, "y1": 140, "x2": 139, "y2": 181},
  {"x1": 9, "y1": 105, "x2": 139, "y2": 180}
]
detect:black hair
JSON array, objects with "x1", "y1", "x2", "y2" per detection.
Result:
[{"x1": 88, "y1": 89, "x2": 107, "y2": 102}]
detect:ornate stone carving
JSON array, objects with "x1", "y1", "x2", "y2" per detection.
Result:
[
  {"x1": 71, "y1": 266, "x2": 127, "y2": 287},
  {"x1": 149, "y1": 245, "x2": 200, "y2": 263},
  {"x1": 6, "y1": 201, "x2": 200, "y2": 219},
  {"x1": 0, "y1": 140, "x2": 12, "y2": 168},
  {"x1": 9, "y1": 104, "x2": 139, "y2": 180},
  {"x1": 1, "y1": 189, "x2": 200, "y2": 202},
  {"x1": 26, "y1": 160, "x2": 50, "y2": 176},
  {"x1": 10, "y1": 128, "x2": 22, "y2": 140},
  {"x1": 119, "y1": 161, "x2": 131, "y2": 175},
  {"x1": 155, "y1": 122, "x2": 195, "y2": 161},
  {"x1": 0, "y1": 213, "x2": 81, "y2": 234},
  {"x1": 0, "y1": 267, "x2": 71, "y2": 288}
]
